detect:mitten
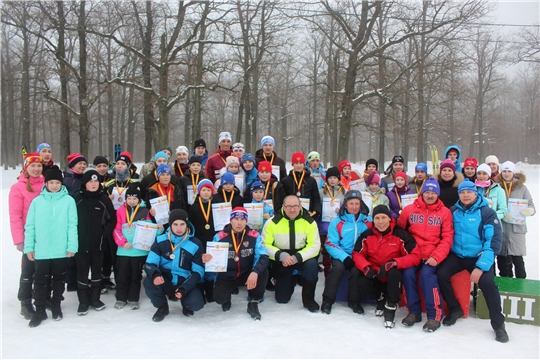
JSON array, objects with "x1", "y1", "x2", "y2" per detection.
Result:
[
  {"x1": 378, "y1": 261, "x2": 397, "y2": 279},
  {"x1": 343, "y1": 257, "x2": 354, "y2": 270},
  {"x1": 520, "y1": 208, "x2": 534, "y2": 217},
  {"x1": 363, "y1": 266, "x2": 377, "y2": 279},
  {"x1": 503, "y1": 213, "x2": 513, "y2": 222}
]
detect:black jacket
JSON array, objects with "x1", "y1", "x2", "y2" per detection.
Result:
[
  {"x1": 139, "y1": 170, "x2": 183, "y2": 201},
  {"x1": 188, "y1": 196, "x2": 216, "y2": 245},
  {"x1": 280, "y1": 170, "x2": 322, "y2": 215},
  {"x1": 212, "y1": 186, "x2": 244, "y2": 209},
  {"x1": 179, "y1": 171, "x2": 206, "y2": 210},
  {"x1": 242, "y1": 174, "x2": 285, "y2": 210},
  {"x1": 254, "y1": 149, "x2": 287, "y2": 181},
  {"x1": 145, "y1": 181, "x2": 187, "y2": 218}
]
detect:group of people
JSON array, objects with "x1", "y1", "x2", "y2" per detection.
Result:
[{"x1": 9, "y1": 136, "x2": 535, "y2": 344}]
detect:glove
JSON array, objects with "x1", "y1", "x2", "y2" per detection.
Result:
[
  {"x1": 520, "y1": 208, "x2": 534, "y2": 217},
  {"x1": 343, "y1": 257, "x2": 354, "y2": 270},
  {"x1": 378, "y1": 261, "x2": 397, "y2": 279},
  {"x1": 363, "y1": 266, "x2": 377, "y2": 279},
  {"x1": 503, "y1": 214, "x2": 513, "y2": 222}
]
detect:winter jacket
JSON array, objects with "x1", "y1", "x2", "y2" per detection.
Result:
[
  {"x1": 179, "y1": 171, "x2": 206, "y2": 209},
  {"x1": 9, "y1": 174, "x2": 44, "y2": 246},
  {"x1": 73, "y1": 187, "x2": 117, "y2": 253},
  {"x1": 341, "y1": 170, "x2": 362, "y2": 191},
  {"x1": 254, "y1": 149, "x2": 287, "y2": 181},
  {"x1": 146, "y1": 181, "x2": 187, "y2": 216},
  {"x1": 139, "y1": 170, "x2": 182, "y2": 201},
  {"x1": 104, "y1": 177, "x2": 139, "y2": 210},
  {"x1": 397, "y1": 196, "x2": 453, "y2": 264},
  {"x1": 445, "y1": 145, "x2": 462, "y2": 173},
  {"x1": 212, "y1": 186, "x2": 244, "y2": 209},
  {"x1": 215, "y1": 167, "x2": 246, "y2": 193},
  {"x1": 450, "y1": 196, "x2": 502, "y2": 271},
  {"x1": 242, "y1": 175, "x2": 284, "y2": 210},
  {"x1": 63, "y1": 166, "x2": 83, "y2": 197},
  {"x1": 113, "y1": 203, "x2": 153, "y2": 257},
  {"x1": 190, "y1": 150, "x2": 209, "y2": 172},
  {"x1": 352, "y1": 220, "x2": 421, "y2": 277},
  {"x1": 436, "y1": 171, "x2": 464, "y2": 208},
  {"x1": 212, "y1": 224, "x2": 269, "y2": 281},
  {"x1": 243, "y1": 167, "x2": 258, "y2": 191},
  {"x1": 262, "y1": 207, "x2": 321, "y2": 263},
  {"x1": 317, "y1": 184, "x2": 346, "y2": 235},
  {"x1": 280, "y1": 169, "x2": 322, "y2": 215},
  {"x1": 496, "y1": 173, "x2": 536, "y2": 256},
  {"x1": 408, "y1": 176, "x2": 431, "y2": 196},
  {"x1": 476, "y1": 179, "x2": 507, "y2": 220},
  {"x1": 188, "y1": 196, "x2": 216, "y2": 243},
  {"x1": 144, "y1": 224, "x2": 204, "y2": 296},
  {"x1": 205, "y1": 148, "x2": 233, "y2": 184},
  {"x1": 364, "y1": 188, "x2": 390, "y2": 213},
  {"x1": 173, "y1": 160, "x2": 190, "y2": 178},
  {"x1": 24, "y1": 186, "x2": 78, "y2": 259},
  {"x1": 306, "y1": 163, "x2": 326, "y2": 189},
  {"x1": 383, "y1": 173, "x2": 412, "y2": 193},
  {"x1": 325, "y1": 201, "x2": 372, "y2": 262},
  {"x1": 387, "y1": 185, "x2": 414, "y2": 219}
]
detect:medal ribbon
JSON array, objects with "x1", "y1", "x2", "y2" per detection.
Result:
[
  {"x1": 293, "y1": 171, "x2": 306, "y2": 195},
  {"x1": 264, "y1": 180, "x2": 271, "y2": 199},
  {"x1": 372, "y1": 193, "x2": 381, "y2": 203},
  {"x1": 502, "y1": 180, "x2": 513, "y2": 199},
  {"x1": 222, "y1": 189, "x2": 233, "y2": 203},
  {"x1": 199, "y1": 197, "x2": 211, "y2": 225},
  {"x1": 218, "y1": 154, "x2": 227, "y2": 165},
  {"x1": 126, "y1": 204, "x2": 140, "y2": 226},
  {"x1": 394, "y1": 187, "x2": 403, "y2": 210},
  {"x1": 157, "y1": 183, "x2": 173, "y2": 207},
  {"x1": 415, "y1": 179, "x2": 425, "y2": 196},
  {"x1": 115, "y1": 177, "x2": 131, "y2": 196},
  {"x1": 168, "y1": 230, "x2": 188, "y2": 253},
  {"x1": 325, "y1": 184, "x2": 339, "y2": 202},
  {"x1": 191, "y1": 173, "x2": 199, "y2": 193},
  {"x1": 176, "y1": 163, "x2": 184, "y2": 177},
  {"x1": 263, "y1": 152, "x2": 275, "y2": 165},
  {"x1": 231, "y1": 229, "x2": 246, "y2": 258}
]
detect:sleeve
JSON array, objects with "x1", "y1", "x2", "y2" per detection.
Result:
[
  {"x1": 252, "y1": 234, "x2": 269, "y2": 275},
  {"x1": 476, "y1": 208, "x2": 502, "y2": 272},
  {"x1": 396, "y1": 206, "x2": 409, "y2": 229},
  {"x1": 8, "y1": 185, "x2": 25, "y2": 246},
  {"x1": 352, "y1": 231, "x2": 371, "y2": 271},
  {"x1": 102, "y1": 197, "x2": 117, "y2": 237},
  {"x1": 205, "y1": 157, "x2": 215, "y2": 184},
  {"x1": 272, "y1": 183, "x2": 285, "y2": 212},
  {"x1": 394, "y1": 228, "x2": 421, "y2": 269},
  {"x1": 523, "y1": 185, "x2": 536, "y2": 216},
  {"x1": 66, "y1": 198, "x2": 79, "y2": 254},
  {"x1": 429, "y1": 208, "x2": 454, "y2": 264},
  {"x1": 495, "y1": 188, "x2": 508, "y2": 220},
  {"x1": 144, "y1": 239, "x2": 162, "y2": 278},
  {"x1": 262, "y1": 220, "x2": 279, "y2": 261},
  {"x1": 295, "y1": 220, "x2": 321, "y2": 263},
  {"x1": 325, "y1": 217, "x2": 348, "y2": 262},
  {"x1": 177, "y1": 243, "x2": 204, "y2": 296},
  {"x1": 310, "y1": 179, "x2": 322, "y2": 215},
  {"x1": 113, "y1": 208, "x2": 127, "y2": 247},
  {"x1": 23, "y1": 200, "x2": 37, "y2": 254}
]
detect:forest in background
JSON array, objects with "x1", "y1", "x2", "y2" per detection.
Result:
[{"x1": 1, "y1": 0, "x2": 539, "y2": 168}]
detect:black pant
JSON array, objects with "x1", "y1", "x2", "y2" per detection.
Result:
[
  {"x1": 271, "y1": 258, "x2": 319, "y2": 304},
  {"x1": 322, "y1": 259, "x2": 358, "y2": 304},
  {"x1": 357, "y1": 267, "x2": 403, "y2": 305},
  {"x1": 18, "y1": 253, "x2": 35, "y2": 302},
  {"x1": 143, "y1": 276, "x2": 204, "y2": 312},
  {"x1": 116, "y1": 256, "x2": 146, "y2": 302},
  {"x1": 214, "y1": 269, "x2": 268, "y2": 305},
  {"x1": 34, "y1": 258, "x2": 67, "y2": 307},
  {"x1": 102, "y1": 235, "x2": 118, "y2": 280},
  {"x1": 437, "y1": 252, "x2": 504, "y2": 329},
  {"x1": 76, "y1": 251, "x2": 104, "y2": 289},
  {"x1": 65, "y1": 256, "x2": 77, "y2": 285}
]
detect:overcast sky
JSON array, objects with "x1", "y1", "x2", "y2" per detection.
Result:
[{"x1": 493, "y1": 1, "x2": 539, "y2": 25}]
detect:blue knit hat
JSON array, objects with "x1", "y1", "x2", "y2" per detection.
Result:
[
  {"x1": 250, "y1": 180, "x2": 265, "y2": 193},
  {"x1": 36, "y1": 143, "x2": 51, "y2": 153},
  {"x1": 261, "y1": 135, "x2": 275, "y2": 148},
  {"x1": 415, "y1": 163, "x2": 428, "y2": 173},
  {"x1": 154, "y1": 151, "x2": 169, "y2": 162},
  {"x1": 458, "y1": 179, "x2": 477, "y2": 194},
  {"x1": 241, "y1": 153, "x2": 256, "y2": 164},
  {"x1": 221, "y1": 172, "x2": 235, "y2": 185},
  {"x1": 422, "y1": 178, "x2": 440, "y2": 196},
  {"x1": 156, "y1": 164, "x2": 172, "y2": 178},
  {"x1": 197, "y1": 179, "x2": 214, "y2": 194}
]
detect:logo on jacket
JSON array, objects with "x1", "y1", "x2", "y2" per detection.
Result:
[{"x1": 243, "y1": 241, "x2": 249, "y2": 247}]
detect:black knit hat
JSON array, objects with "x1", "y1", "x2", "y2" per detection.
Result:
[
  {"x1": 82, "y1": 168, "x2": 100, "y2": 186},
  {"x1": 372, "y1": 205, "x2": 391, "y2": 218},
  {"x1": 365, "y1": 158, "x2": 378, "y2": 170},
  {"x1": 392, "y1": 155, "x2": 404, "y2": 164},
  {"x1": 169, "y1": 209, "x2": 189, "y2": 226},
  {"x1": 125, "y1": 183, "x2": 142, "y2": 201},
  {"x1": 189, "y1": 155, "x2": 202, "y2": 165},
  {"x1": 193, "y1": 138, "x2": 206, "y2": 149},
  {"x1": 44, "y1": 165, "x2": 63, "y2": 183},
  {"x1": 326, "y1": 166, "x2": 340, "y2": 180},
  {"x1": 93, "y1": 155, "x2": 109, "y2": 167}
]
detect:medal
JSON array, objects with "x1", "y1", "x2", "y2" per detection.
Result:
[
  {"x1": 199, "y1": 198, "x2": 212, "y2": 231},
  {"x1": 399, "y1": 210, "x2": 402, "y2": 215},
  {"x1": 127, "y1": 229, "x2": 132, "y2": 235},
  {"x1": 205, "y1": 224, "x2": 210, "y2": 230},
  {"x1": 170, "y1": 254, "x2": 175, "y2": 259},
  {"x1": 234, "y1": 256, "x2": 239, "y2": 262},
  {"x1": 231, "y1": 230, "x2": 246, "y2": 265},
  {"x1": 292, "y1": 171, "x2": 306, "y2": 197},
  {"x1": 330, "y1": 201, "x2": 334, "y2": 206},
  {"x1": 118, "y1": 197, "x2": 124, "y2": 203},
  {"x1": 296, "y1": 191, "x2": 301, "y2": 197}
]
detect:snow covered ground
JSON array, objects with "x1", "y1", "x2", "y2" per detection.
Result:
[{"x1": 1, "y1": 163, "x2": 539, "y2": 359}]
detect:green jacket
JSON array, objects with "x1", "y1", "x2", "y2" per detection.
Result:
[{"x1": 24, "y1": 186, "x2": 78, "y2": 259}]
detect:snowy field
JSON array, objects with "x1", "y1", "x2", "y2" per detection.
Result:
[{"x1": 1, "y1": 162, "x2": 539, "y2": 359}]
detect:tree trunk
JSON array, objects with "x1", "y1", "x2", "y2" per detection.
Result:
[
  {"x1": 142, "y1": 0, "x2": 154, "y2": 161},
  {"x1": 107, "y1": 39, "x2": 114, "y2": 159},
  {"x1": 57, "y1": 1, "x2": 70, "y2": 166},
  {"x1": 415, "y1": 1, "x2": 428, "y2": 163},
  {"x1": 20, "y1": 9, "x2": 31, "y2": 150},
  {"x1": 78, "y1": 1, "x2": 90, "y2": 156}
]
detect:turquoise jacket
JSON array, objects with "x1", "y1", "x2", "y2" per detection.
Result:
[
  {"x1": 477, "y1": 180, "x2": 507, "y2": 220},
  {"x1": 24, "y1": 186, "x2": 78, "y2": 259}
]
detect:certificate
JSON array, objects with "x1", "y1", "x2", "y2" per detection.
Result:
[
  {"x1": 205, "y1": 242, "x2": 229, "y2": 272},
  {"x1": 212, "y1": 202, "x2": 232, "y2": 231},
  {"x1": 149, "y1": 195, "x2": 170, "y2": 224},
  {"x1": 234, "y1": 174, "x2": 245, "y2": 193},
  {"x1": 362, "y1": 192, "x2": 373, "y2": 215},
  {"x1": 111, "y1": 186, "x2": 126, "y2": 210},
  {"x1": 299, "y1": 197, "x2": 311, "y2": 211},
  {"x1": 312, "y1": 173, "x2": 323, "y2": 189},
  {"x1": 401, "y1": 194, "x2": 418, "y2": 209},
  {"x1": 322, "y1": 198, "x2": 340, "y2": 222},
  {"x1": 132, "y1": 221, "x2": 159, "y2": 251},
  {"x1": 186, "y1": 185, "x2": 197, "y2": 205},
  {"x1": 272, "y1": 165, "x2": 280, "y2": 181},
  {"x1": 507, "y1": 198, "x2": 529, "y2": 225},
  {"x1": 264, "y1": 199, "x2": 274, "y2": 210},
  {"x1": 349, "y1": 178, "x2": 366, "y2": 192},
  {"x1": 244, "y1": 203, "x2": 264, "y2": 230}
]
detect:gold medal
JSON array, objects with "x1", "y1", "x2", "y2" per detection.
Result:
[
  {"x1": 234, "y1": 256, "x2": 239, "y2": 262},
  {"x1": 205, "y1": 224, "x2": 210, "y2": 230},
  {"x1": 296, "y1": 191, "x2": 301, "y2": 197},
  {"x1": 118, "y1": 197, "x2": 124, "y2": 202}
]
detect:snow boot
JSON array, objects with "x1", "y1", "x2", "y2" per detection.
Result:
[
  {"x1": 442, "y1": 309, "x2": 464, "y2": 326},
  {"x1": 348, "y1": 301, "x2": 364, "y2": 315},
  {"x1": 77, "y1": 288, "x2": 90, "y2": 315},
  {"x1": 222, "y1": 300, "x2": 232, "y2": 312},
  {"x1": 321, "y1": 302, "x2": 332, "y2": 315},
  {"x1": 247, "y1": 300, "x2": 261, "y2": 321},
  {"x1": 375, "y1": 293, "x2": 385, "y2": 316},
  {"x1": 301, "y1": 280, "x2": 320, "y2": 313},
  {"x1": 495, "y1": 324, "x2": 509, "y2": 343},
  {"x1": 402, "y1": 313, "x2": 422, "y2": 327},
  {"x1": 51, "y1": 302, "x2": 63, "y2": 321},
  {"x1": 182, "y1": 306, "x2": 194, "y2": 317},
  {"x1": 152, "y1": 302, "x2": 169, "y2": 322},
  {"x1": 90, "y1": 287, "x2": 106, "y2": 311},
  {"x1": 20, "y1": 299, "x2": 36, "y2": 320},
  {"x1": 423, "y1": 319, "x2": 441, "y2": 332},
  {"x1": 384, "y1": 302, "x2": 397, "y2": 328},
  {"x1": 114, "y1": 300, "x2": 127, "y2": 309},
  {"x1": 28, "y1": 306, "x2": 47, "y2": 328}
]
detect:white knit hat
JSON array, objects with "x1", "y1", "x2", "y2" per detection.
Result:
[
  {"x1": 500, "y1": 161, "x2": 516, "y2": 174},
  {"x1": 477, "y1": 163, "x2": 492, "y2": 177},
  {"x1": 485, "y1": 155, "x2": 499, "y2": 166},
  {"x1": 175, "y1": 146, "x2": 189, "y2": 155}
]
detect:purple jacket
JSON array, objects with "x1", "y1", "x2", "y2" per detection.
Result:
[{"x1": 387, "y1": 185, "x2": 413, "y2": 219}]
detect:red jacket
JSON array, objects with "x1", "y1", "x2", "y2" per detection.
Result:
[
  {"x1": 397, "y1": 197, "x2": 453, "y2": 264},
  {"x1": 352, "y1": 219, "x2": 420, "y2": 277},
  {"x1": 205, "y1": 148, "x2": 233, "y2": 184}
]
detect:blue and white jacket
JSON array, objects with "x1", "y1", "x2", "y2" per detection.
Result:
[
  {"x1": 144, "y1": 223, "x2": 204, "y2": 296},
  {"x1": 450, "y1": 196, "x2": 502, "y2": 272},
  {"x1": 445, "y1": 145, "x2": 462, "y2": 173}
]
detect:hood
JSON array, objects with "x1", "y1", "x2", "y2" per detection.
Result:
[
  {"x1": 445, "y1": 145, "x2": 462, "y2": 166},
  {"x1": 39, "y1": 184, "x2": 69, "y2": 200},
  {"x1": 371, "y1": 218, "x2": 396, "y2": 237},
  {"x1": 495, "y1": 172, "x2": 526, "y2": 189},
  {"x1": 168, "y1": 222, "x2": 196, "y2": 244},
  {"x1": 338, "y1": 197, "x2": 370, "y2": 217}
]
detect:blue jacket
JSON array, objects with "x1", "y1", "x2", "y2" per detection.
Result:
[
  {"x1": 325, "y1": 203, "x2": 372, "y2": 262},
  {"x1": 244, "y1": 168, "x2": 259, "y2": 191},
  {"x1": 445, "y1": 145, "x2": 462, "y2": 172},
  {"x1": 306, "y1": 162, "x2": 326, "y2": 189},
  {"x1": 191, "y1": 150, "x2": 209, "y2": 171},
  {"x1": 144, "y1": 223, "x2": 204, "y2": 296},
  {"x1": 450, "y1": 196, "x2": 502, "y2": 272}
]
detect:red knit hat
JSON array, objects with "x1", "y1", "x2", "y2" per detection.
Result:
[
  {"x1": 291, "y1": 152, "x2": 305, "y2": 164},
  {"x1": 257, "y1": 161, "x2": 272, "y2": 173},
  {"x1": 394, "y1": 171, "x2": 407, "y2": 181},
  {"x1": 338, "y1": 160, "x2": 351, "y2": 173},
  {"x1": 117, "y1": 151, "x2": 132, "y2": 167},
  {"x1": 440, "y1": 159, "x2": 456, "y2": 172},
  {"x1": 463, "y1": 158, "x2": 478, "y2": 168},
  {"x1": 367, "y1": 171, "x2": 381, "y2": 185},
  {"x1": 23, "y1": 153, "x2": 42, "y2": 171},
  {"x1": 66, "y1": 152, "x2": 87, "y2": 169}
]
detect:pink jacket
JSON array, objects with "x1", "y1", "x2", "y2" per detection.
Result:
[
  {"x1": 113, "y1": 204, "x2": 151, "y2": 247},
  {"x1": 9, "y1": 175, "x2": 45, "y2": 246}
]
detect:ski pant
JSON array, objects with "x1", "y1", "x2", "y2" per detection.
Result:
[
  {"x1": 322, "y1": 258, "x2": 358, "y2": 304},
  {"x1": 18, "y1": 253, "x2": 35, "y2": 302},
  {"x1": 357, "y1": 267, "x2": 403, "y2": 305},
  {"x1": 65, "y1": 256, "x2": 77, "y2": 286},
  {"x1": 437, "y1": 252, "x2": 504, "y2": 330},
  {"x1": 497, "y1": 255, "x2": 526, "y2": 279},
  {"x1": 34, "y1": 258, "x2": 67, "y2": 307},
  {"x1": 319, "y1": 235, "x2": 331, "y2": 277},
  {"x1": 214, "y1": 269, "x2": 268, "y2": 305},
  {"x1": 270, "y1": 258, "x2": 319, "y2": 304},
  {"x1": 102, "y1": 235, "x2": 118, "y2": 281},
  {"x1": 403, "y1": 262, "x2": 444, "y2": 321},
  {"x1": 76, "y1": 251, "x2": 104, "y2": 289},
  {"x1": 143, "y1": 276, "x2": 204, "y2": 312},
  {"x1": 115, "y1": 255, "x2": 146, "y2": 302}
]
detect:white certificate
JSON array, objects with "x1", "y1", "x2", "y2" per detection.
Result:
[
  {"x1": 362, "y1": 192, "x2": 373, "y2": 215},
  {"x1": 244, "y1": 203, "x2": 264, "y2": 230},
  {"x1": 149, "y1": 195, "x2": 170, "y2": 224},
  {"x1": 349, "y1": 178, "x2": 366, "y2": 192},
  {"x1": 272, "y1": 165, "x2": 280, "y2": 181},
  {"x1": 212, "y1": 202, "x2": 232, "y2": 231},
  {"x1": 401, "y1": 194, "x2": 418, "y2": 209},
  {"x1": 186, "y1": 185, "x2": 197, "y2": 205},
  {"x1": 299, "y1": 197, "x2": 311, "y2": 211},
  {"x1": 132, "y1": 221, "x2": 159, "y2": 251},
  {"x1": 322, "y1": 198, "x2": 340, "y2": 222},
  {"x1": 264, "y1": 199, "x2": 274, "y2": 210},
  {"x1": 507, "y1": 198, "x2": 529, "y2": 225},
  {"x1": 234, "y1": 174, "x2": 245, "y2": 194},
  {"x1": 312, "y1": 173, "x2": 323, "y2": 189},
  {"x1": 205, "y1": 242, "x2": 229, "y2": 272}
]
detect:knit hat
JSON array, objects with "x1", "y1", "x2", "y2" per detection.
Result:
[
  {"x1": 154, "y1": 151, "x2": 169, "y2": 162},
  {"x1": 291, "y1": 152, "x2": 305, "y2": 164},
  {"x1": 193, "y1": 138, "x2": 206, "y2": 149},
  {"x1": 116, "y1": 151, "x2": 132, "y2": 167},
  {"x1": 82, "y1": 168, "x2": 100, "y2": 186},
  {"x1": 326, "y1": 166, "x2": 340, "y2": 180},
  {"x1": 158, "y1": 146, "x2": 173, "y2": 155},
  {"x1": 125, "y1": 183, "x2": 142, "y2": 201},
  {"x1": 169, "y1": 209, "x2": 189, "y2": 226},
  {"x1": 307, "y1": 151, "x2": 321, "y2": 161},
  {"x1": 23, "y1": 153, "x2": 42, "y2": 171},
  {"x1": 394, "y1": 171, "x2": 407, "y2": 181},
  {"x1": 458, "y1": 179, "x2": 477, "y2": 194},
  {"x1": 241, "y1": 153, "x2": 255, "y2": 164},
  {"x1": 477, "y1": 163, "x2": 492, "y2": 177},
  {"x1": 439, "y1": 159, "x2": 456, "y2": 172},
  {"x1": 422, "y1": 178, "x2": 440, "y2": 196},
  {"x1": 225, "y1": 156, "x2": 240, "y2": 169},
  {"x1": 233, "y1": 142, "x2": 244, "y2": 151},
  {"x1": 67, "y1": 153, "x2": 87, "y2": 169},
  {"x1": 365, "y1": 158, "x2": 378, "y2": 170},
  {"x1": 343, "y1": 189, "x2": 362, "y2": 203},
  {"x1": 415, "y1": 163, "x2": 428, "y2": 173},
  {"x1": 261, "y1": 135, "x2": 275, "y2": 148},
  {"x1": 258, "y1": 161, "x2": 272, "y2": 173},
  {"x1": 463, "y1": 158, "x2": 478, "y2": 169},
  {"x1": 44, "y1": 165, "x2": 63, "y2": 183},
  {"x1": 156, "y1": 164, "x2": 172, "y2": 178},
  {"x1": 485, "y1": 155, "x2": 499, "y2": 166},
  {"x1": 197, "y1": 179, "x2": 214, "y2": 194},
  {"x1": 372, "y1": 205, "x2": 391, "y2": 218},
  {"x1": 221, "y1": 172, "x2": 235, "y2": 186},
  {"x1": 93, "y1": 155, "x2": 109, "y2": 167},
  {"x1": 500, "y1": 161, "x2": 516, "y2": 174},
  {"x1": 338, "y1": 160, "x2": 351, "y2": 173},
  {"x1": 367, "y1": 171, "x2": 381, "y2": 186},
  {"x1": 250, "y1": 180, "x2": 265, "y2": 193},
  {"x1": 189, "y1": 156, "x2": 202, "y2": 165},
  {"x1": 218, "y1": 132, "x2": 232, "y2": 144},
  {"x1": 36, "y1": 143, "x2": 51, "y2": 153},
  {"x1": 230, "y1": 206, "x2": 248, "y2": 221},
  {"x1": 392, "y1": 155, "x2": 404, "y2": 164},
  {"x1": 175, "y1": 146, "x2": 189, "y2": 155}
]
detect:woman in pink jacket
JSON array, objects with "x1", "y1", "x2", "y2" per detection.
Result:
[{"x1": 9, "y1": 153, "x2": 45, "y2": 321}]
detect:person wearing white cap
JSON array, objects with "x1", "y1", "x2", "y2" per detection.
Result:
[
  {"x1": 254, "y1": 135, "x2": 287, "y2": 181},
  {"x1": 205, "y1": 132, "x2": 233, "y2": 184},
  {"x1": 232, "y1": 142, "x2": 245, "y2": 158},
  {"x1": 495, "y1": 161, "x2": 536, "y2": 279},
  {"x1": 485, "y1": 155, "x2": 500, "y2": 180},
  {"x1": 475, "y1": 164, "x2": 507, "y2": 220},
  {"x1": 174, "y1": 146, "x2": 190, "y2": 178}
]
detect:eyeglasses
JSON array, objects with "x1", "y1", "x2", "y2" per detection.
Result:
[{"x1": 284, "y1": 205, "x2": 300, "y2": 210}]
